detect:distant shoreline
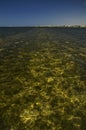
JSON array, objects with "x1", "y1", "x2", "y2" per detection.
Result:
[{"x1": 0, "y1": 25, "x2": 86, "y2": 28}]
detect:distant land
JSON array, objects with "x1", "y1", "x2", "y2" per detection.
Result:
[{"x1": 0, "y1": 25, "x2": 86, "y2": 28}]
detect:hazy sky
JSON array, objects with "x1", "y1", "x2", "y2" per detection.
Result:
[{"x1": 0, "y1": 0, "x2": 86, "y2": 26}]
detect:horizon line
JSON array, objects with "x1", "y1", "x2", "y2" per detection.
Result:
[{"x1": 0, "y1": 24, "x2": 86, "y2": 27}]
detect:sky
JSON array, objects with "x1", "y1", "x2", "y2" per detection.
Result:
[{"x1": 0, "y1": 0, "x2": 86, "y2": 26}]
